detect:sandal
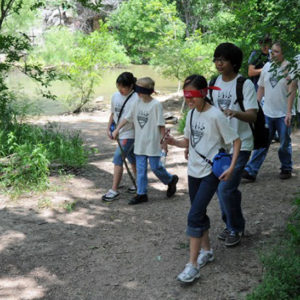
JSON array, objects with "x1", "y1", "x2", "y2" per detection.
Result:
[{"x1": 102, "y1": 189, "x2": 120, "y2": 202}]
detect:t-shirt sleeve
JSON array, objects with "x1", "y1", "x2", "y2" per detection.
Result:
[
  {"x1": 124, "y1": 102, "x2": 134, "y2": 122},
  {"x1": 248, "y1": 50, "x2": 257, "y2": 65},
  {"x1": 184, "y1": 111, "x2": 191, "y2": 139},
  {"x1": 157, "y1": 102, "x2": 165, "y2": 126},
  {"x1": 258, "y1": 64, "x2": 267, "y2": 87},
  {"x1": 243, "y1": 79, "x2": 259, "y2": 111}
]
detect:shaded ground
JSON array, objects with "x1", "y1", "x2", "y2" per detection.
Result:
[{"x1": 0, "y1": 97, "x2": 299, "y2": 300}]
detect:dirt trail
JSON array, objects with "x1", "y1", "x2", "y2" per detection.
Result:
[{"x1": 0, "y1": 99, "x2": 299, "y2": 300}]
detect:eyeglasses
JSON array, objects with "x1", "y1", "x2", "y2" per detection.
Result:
[{"x1": 213, "y1": 58, "x2": 228, "y2": 63}]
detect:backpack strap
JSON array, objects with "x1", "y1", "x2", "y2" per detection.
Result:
[
  {"x1": 209, "y1": 77, "x2": 218, "y2": 103},
  {"x1": 117, "y1": 91, "x2": 135, "y2": 124},
  {"x1": 190, "y1": 108, "x2": 213, "y2": 166}
]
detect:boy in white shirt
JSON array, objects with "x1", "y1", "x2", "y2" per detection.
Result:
[{"x1": 112, "y1": 77, "x2": 178, "y2": 205}]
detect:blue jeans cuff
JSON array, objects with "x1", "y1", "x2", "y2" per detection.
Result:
[{"x1": 186, "y1": 225, "x2": 209, "y2": 238}]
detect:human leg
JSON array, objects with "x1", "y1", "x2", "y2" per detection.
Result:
[
  {"x1": 276, "y1": 117, "x2": 292, "y2": 176},
  {"x1": 243, "y1": 116, "x2": 275, "y2": 178},
  {"x1": 149, "y1": 156, "x2": 178, "y2": 197},
  {"x1": 217, "y1": 151, "x2": 251, "y2": 236}
]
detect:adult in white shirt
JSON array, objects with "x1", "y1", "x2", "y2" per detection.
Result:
[{"x1": 243, "y1": 42, "x2": 295, "y2": 181}]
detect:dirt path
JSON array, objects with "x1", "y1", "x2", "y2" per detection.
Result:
[{"x1": 0, "y1": 99, "x2": 299, "y2": 300}]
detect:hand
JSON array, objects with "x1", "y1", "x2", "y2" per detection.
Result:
[
  {"x1": 161, "y1": 141, "x2": 168, "y2": 153},
  {"x1": 184, "y1": 148, "x2": 189, "y2": 160},
  {"x1": 223, "y1": 109, "x2": 238, "y2": 119},
  {"x1": 112, "y1": 129, "x2": 118, "y2": 140},
  {"x1": 218, "y1": 167, "x2": 234, "y2": 181},
  {"x1": 285, "y1": 114, "x2": 292, "y2": 127},
  {"x1": 165, "y1": 134, "x2": 175, "y2": 145},
  {"x1": 107, "y1": 128, "x2": 113, "y2": 139}
]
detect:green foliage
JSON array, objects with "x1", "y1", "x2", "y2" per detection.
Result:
[
  {"x1": 151, "y1": 34, "x2": 216, "y2": 84},
  {"x1": 108, "y1": 0, "x2": 186, "y2": 63},
  {"x1": 0, "y1": 122, "x2": 88, "y2": 195},
  {"x1": 247, "y1": 197, "x2": 300, "y2": 300},
  {"x1": 178, "y1": 109, "x2": 188, "y2": 134}
]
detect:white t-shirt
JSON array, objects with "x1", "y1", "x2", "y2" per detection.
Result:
[
  {"x1": 125, "y1": 98, "x2": 165, "y2": 156},
  {"x1": 258, "y1": 61, "x2": 294, "y2": 117},
  {"x1": 111, "y1": 91, "x2": 139, "y2": 139},
  {"x1": 210, "y1": 75, "x2": 258, "y2": 151},
  {"x1": 184, "y1": 106, "x2": 239, "y2": 178}
]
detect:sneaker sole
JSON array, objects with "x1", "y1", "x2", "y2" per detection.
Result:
[
  {"x1": 127, "y1": 189, "x2": 137, "y2": 194},
  {"x1": 225, "y1": 237, "x2": 241, "y2": 247},
  {"x1": 102, "y1": 195, "x2": 120, "y2": 202},
  {"x1": 177, "y1": 272, "x2": 200, "y2": 283}
]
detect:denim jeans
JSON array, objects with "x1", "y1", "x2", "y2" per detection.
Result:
[
  {"x1": 217, "y1": 151, "x2": 251, "y2": 233},
  {"x1": 186, "y1": 173, "x2": 220, "y2": 238},
  {"x1": 135, "y1": 155, "x2": 173, "y2": 195},
  {"x1": 244, "y1": 116, "x2": 292, "y2": 176},
  {"x1": 113, "y1": 138, "x2": 135, "y2": 166}
]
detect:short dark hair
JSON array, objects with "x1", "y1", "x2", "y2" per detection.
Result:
[
  {"x1": 116, "y1": 72, "x2": 137, "y2": 87},
  {"x1": 214, "y1": 43, "x2": 243, "y2": 73}
]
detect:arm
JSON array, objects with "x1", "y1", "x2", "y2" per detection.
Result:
[
  {"x1": 224, "y1": 109, "x2": 257, "y2": 123},
  {"x1": 219, "y1": 137, "x2": 241, "y2": 181},
  {"x1": 159, "y1": 125, "x2": 168, "y2": 152},
  {"x1": 285, "y1": 79, "x2": 297, "y2": 126},
  {"x1": 166, "y1": 135, "x2": 189, "y2": 148},
  {"x1": 106, "y1": 113, "x2": 114, "y2": 139},
  {"x1": 257, "y1": 85, "x2": 265, "y2": 102},
  {"x1": 112, "y1": 118, "x2": 129, "y2": 139},
  {"x1": 248, "y1": 65, "x2": 262, "y2": 77}
]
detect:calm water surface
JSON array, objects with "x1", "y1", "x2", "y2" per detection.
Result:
[{"x1": 8, "y1": 65, "x2": 178, "y2": 115}]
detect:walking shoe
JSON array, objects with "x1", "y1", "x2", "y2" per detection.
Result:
[
  {"x1": 128, "y1": 194, "x2": 148, "y2": 205},
  {"x1": 102, "y1": 189, "x2": 120, "y2": 202},
  {"x1": 217, "y1": 228, "x2": 230, "y2": 241},
  {"x1": 127, "y1": 185, "x2": 137, "y2": 194},
  {"x1": 225, "y1": 231, "x2": 241, "y2": 247},
  {"x1": 167, "y1": 175, "x2": 178, "y2": 198},
  {"x1": 241, "y1": 170, "x2": 256, "y2": 182},
  {"x1": 279, "y1": 170, "x2": 292, "y2": 180},
  {"x1": 177, "y1": 263, "x2": 200, "y2": 283},
  {"x1": 197, "y1": 249, "x2": 214, "y2": 268}
]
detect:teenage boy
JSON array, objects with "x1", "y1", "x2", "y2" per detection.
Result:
[{"x1": 210, "y1": 43, "x2": 258, "y2": 246}]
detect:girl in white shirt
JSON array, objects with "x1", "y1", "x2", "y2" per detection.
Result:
[{"x1": 166, "y1": 75, "x2": 241, "y2": 283}]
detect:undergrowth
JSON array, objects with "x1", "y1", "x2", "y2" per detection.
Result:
[
  {"x1": 247, "y1": 196, "x2": 300, "y2": 300},
  {"x1": 0, "y1": 122, "x2": 89, "y2": 196}
]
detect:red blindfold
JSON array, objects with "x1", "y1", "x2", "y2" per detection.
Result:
[{"x1": 183, "y1": 86, "x2": 221, "y2": 98}]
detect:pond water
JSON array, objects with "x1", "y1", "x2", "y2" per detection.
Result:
[{"x1": 7, "y1": 65, "x2": 178, "y2": 115}]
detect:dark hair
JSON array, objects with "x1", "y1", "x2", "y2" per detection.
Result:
[
  {"x1": 259, "y1": 34, "x2": 272, "y2": 46},
  {"x1": 183, "y1": 74, "x2": 212, "y2": 103},
  {"x1": 272, "y1": 40, "x2": 286, "y2": 56},
  {"x1": 116, "y1": 72, "x2": 137, "y2": 87},
  {"x1": 214, "y1": 43, "x2": 243, "y2": 73}
]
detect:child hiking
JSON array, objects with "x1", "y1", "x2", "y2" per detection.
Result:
[
  {"x1": 166, "y1": 75, "x2": 241, "y2": 283},
  {"x1": 102, "y1": 72, "x2": 139, "y2": 202},
  {"x1": 112, "y1": 77, "x2": 178, "y2": 205}
]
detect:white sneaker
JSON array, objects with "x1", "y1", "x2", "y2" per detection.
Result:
[
  {"x1": 127, "y1": 185, "x2": 137, "y2": 194},
  {"x1": 197, "y1": 249, "x2": 214, "y2": 268},
  {"x1": 102, "y1": 189, "x2": 119, "y2": 202},
  {"x1": 177, "y1": 263, "x2": 200, "y2": 283}
]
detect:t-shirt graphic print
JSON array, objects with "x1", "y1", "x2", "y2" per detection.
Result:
[
  {"x1": 217, "y1": 90, "x2": 232, "y2": 111},
  {"x1": 191, "y1": 122, "x2": 205, "y2": 148},
  {"x1": 137, "y1": 110, "x2": 149, "y2": 129}
]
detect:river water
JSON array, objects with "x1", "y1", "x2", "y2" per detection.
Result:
[{"x1": 7, "y1": 65, "x2": 178, "y2": 115}]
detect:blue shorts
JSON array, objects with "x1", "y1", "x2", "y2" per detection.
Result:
[{"x1": 113, "y1": 138, "x2": 135, "y2": 166}]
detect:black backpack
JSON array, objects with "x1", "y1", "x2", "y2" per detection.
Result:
[{"x1": 209, "y1": 76, "x2": 269, "y2": 149}]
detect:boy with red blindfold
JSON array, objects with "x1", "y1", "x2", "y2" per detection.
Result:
[{"x1": 166, "y1": 74, "x2": 241, "y2": 283}]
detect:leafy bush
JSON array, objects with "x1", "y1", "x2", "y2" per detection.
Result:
[
  {"x1": 0, "y1": 122, "x2": 88, "y2": 195},
  {"x1": 247, "y1": 197, "x2": 300, "y2": 300},
  {"x1": 178, "y1": 109, "x2": 188, "y2": 134}
]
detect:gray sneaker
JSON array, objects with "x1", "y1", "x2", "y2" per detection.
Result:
[
  {"x1": 225, "y1": 231, "x2": 241, "y2": 247},
  {"x1": 197, "y1": 249, "x2": 214, "y2": 268},
  {"x1": 217, "y1": 228, "x2": 230, "y2": 240},
  {"x1": 177, "y1": 263, "x2": 200, "y2": 283}
]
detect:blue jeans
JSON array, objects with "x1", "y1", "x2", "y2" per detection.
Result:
[
  {"x1": 113, "y1": 138, "x2": 135, "y2": 166},
  {"x1": 135, "y1": 155, "x2": 173, "y2": 195},
  {"x1": 186, "y1": 173, "x2": 220, "y2": 238},
  {"x1": 244, "y1": 116, "x2": 292, "y2": 176},
  {"x1": 217, "y1": 151, "x2": 251, "y2": 233}
]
